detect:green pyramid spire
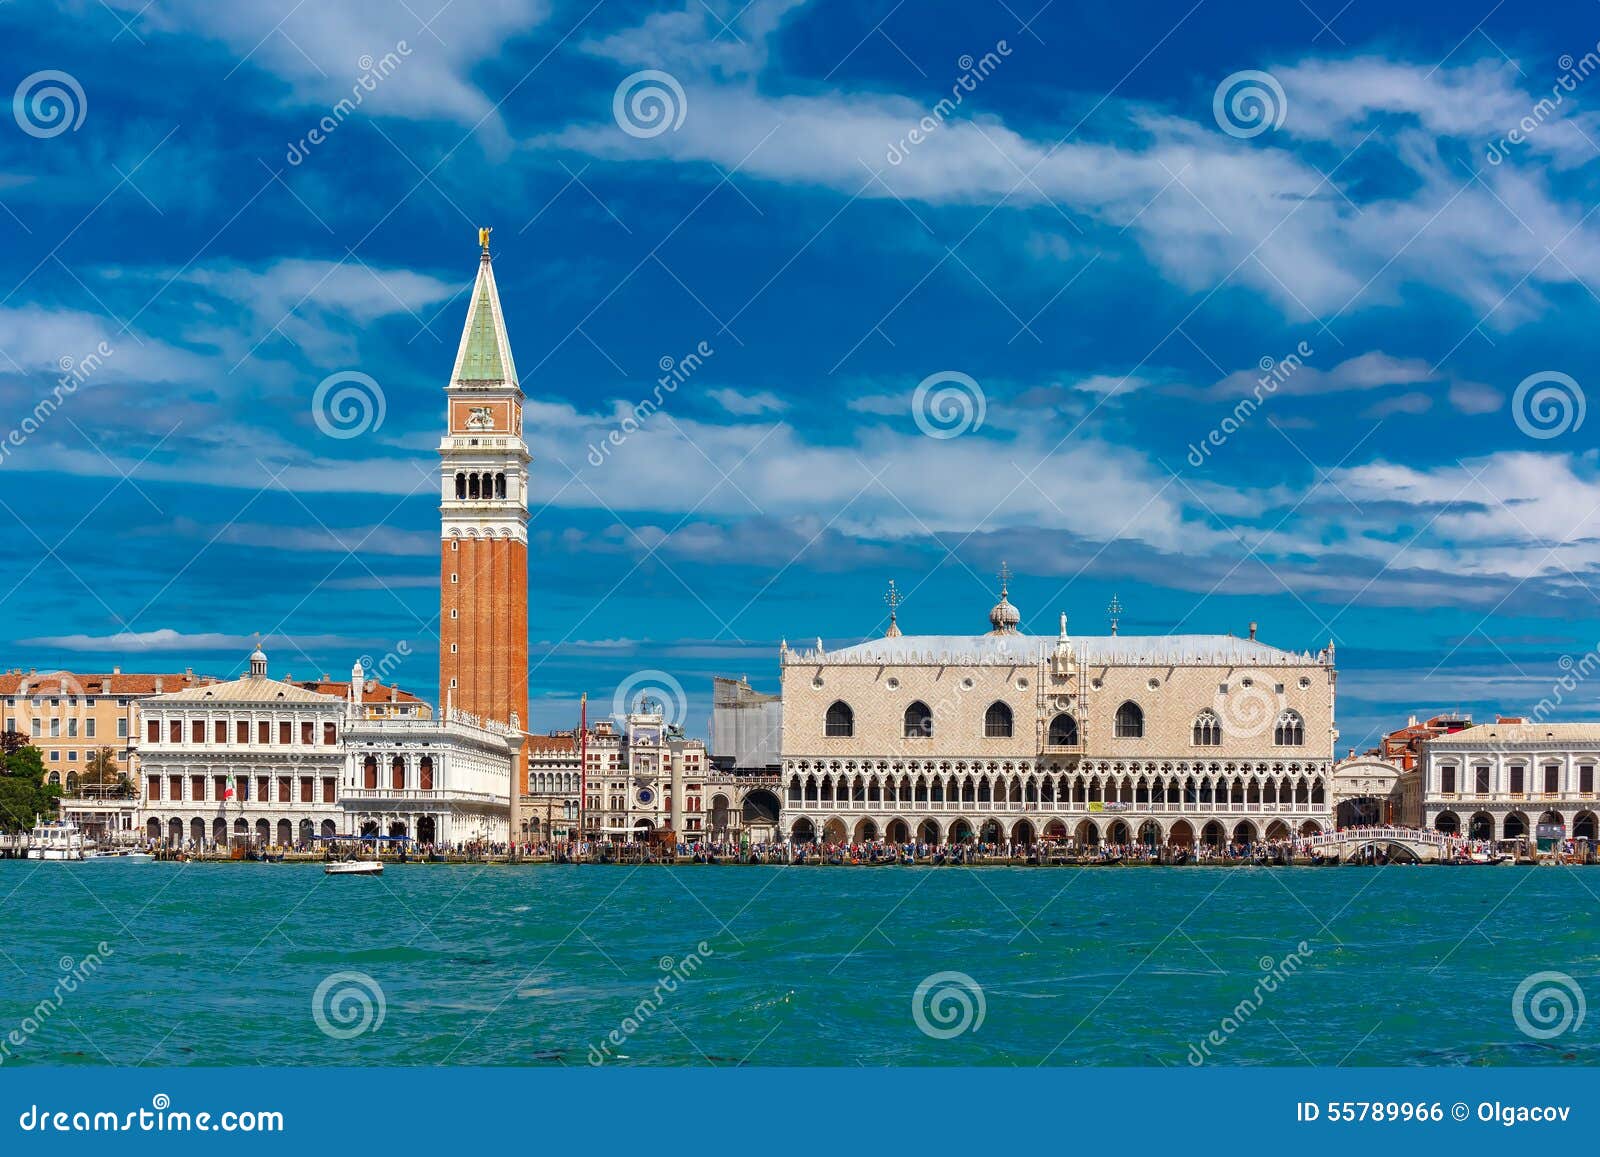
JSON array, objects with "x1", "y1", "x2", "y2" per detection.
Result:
[
  {"x1": 449, "y1": 234, "x2": 518, "y2": 386},
  {"x1": 458, "y1": 275, "x2": 504, "y2": 380}
]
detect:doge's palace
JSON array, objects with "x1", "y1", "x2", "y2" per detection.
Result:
[{"x1": 778, "y1": 573, "x2": 1337, "y2": 848}]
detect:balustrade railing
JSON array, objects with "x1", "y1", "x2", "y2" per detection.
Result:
[{"x1": 794, "y1": 798, "x2": 1320, "y2": 813}]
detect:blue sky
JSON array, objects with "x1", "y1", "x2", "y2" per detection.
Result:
[{"x1": 2, "y1": 0, "x2": 1599, "y2": 752}]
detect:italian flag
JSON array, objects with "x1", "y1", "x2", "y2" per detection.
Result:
[{"x1": 222, "y1": 775, "x2": 235, "y2": 801}]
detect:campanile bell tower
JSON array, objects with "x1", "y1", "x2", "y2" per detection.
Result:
[{"x1": 439, "y1": 228, "x2": 530, "y2": 830}]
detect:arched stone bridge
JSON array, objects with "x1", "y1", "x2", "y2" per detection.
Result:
[{"x1": 1301, "y1": 826, "x2": 1455, "y2": 863}]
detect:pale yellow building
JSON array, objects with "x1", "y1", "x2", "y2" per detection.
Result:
[{"x1": 0, "y1": 667, "x2": 203, "y2": 791}]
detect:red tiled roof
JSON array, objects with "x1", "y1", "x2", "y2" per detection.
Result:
[
  {"x1": 0, "y1": 670, "x2": 427, "y2": 707},
  {"x1": 295, "y1": 679, "x2": 425, "y2": 704},
  {"x1": 526, "y1": 734, "x2": 578, "y2": 753},
  {"x1": 0, "y1": 670, "x2": 207, "y2": 695}
]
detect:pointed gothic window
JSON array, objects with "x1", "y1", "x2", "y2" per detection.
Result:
[
  {"x1": 824, "y1": 701, "x2": 854, "y2": 737},
  {"x1": 984, "y1": 701, "x2": 1013, "y2": 738},
  {"x1": 1114, "y1": 701, "x2": 1144, "y2": 738},
  {"x1": 1273, "y1": 710, "x2": 1304, "y2": 746},
  {"x1": 1047, "y1": 713, "x2": 1078, "y2": 746},
  {"x1": 903, "y1": 701, "x2": 933, "y2": 739},
  {"x1": 1193, "y1": 710, "x2": 1222, "y2": 746}
]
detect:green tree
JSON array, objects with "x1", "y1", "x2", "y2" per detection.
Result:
[
  {"x1": 79, "y1": 747, "x2": 130, "y2": 796},
  {"x1": 0, "y1": 739, "x2": 59, "y2": 833}
]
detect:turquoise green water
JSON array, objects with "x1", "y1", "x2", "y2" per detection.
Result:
[{"x1": 0, "y1": 862, "x2": 1594, "y2": 1066}]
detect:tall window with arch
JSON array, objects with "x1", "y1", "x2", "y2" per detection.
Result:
[
  {"x1": 903, "y1": 701, "x2": 933, "y2": 739},
  {"x1": 1047, "y1": 713, "x2": 1078, "y2": 746},
  {"x1": 1273, "y1": 710, "x2": 1305, "y2": 746},
  {"x1": 1192, "y1": 710, "x2": 1222, "y2": 746},
  {"x1": 824, "y1": 701, "x2": 854, "y2": 737},
  {"x1": 1114, "y1": 701, "x2": 1144, "y2": 739},
  {"x1": 984, "y1": 701, "x2": 1013, "y2": 738}
]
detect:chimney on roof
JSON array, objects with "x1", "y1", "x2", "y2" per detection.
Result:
[
  {"x1": 112, "y1": 666, "x2": 121, "y2": 675},
  {"x1": 390, "y1": 687, "x2": 397, "y2": 702},
  {"x1": 154, "y1": 677, "x2": 163, "y2": 693}
]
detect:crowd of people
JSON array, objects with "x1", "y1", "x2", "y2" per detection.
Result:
[{"x1": 140, "y1": 824, "x2": 1588, "y2": 865}]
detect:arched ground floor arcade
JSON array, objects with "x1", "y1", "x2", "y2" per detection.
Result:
[
  {"x1": 1428, "y1": 805, "x2": 1597, "y2": 843},
  {"x1": 783, "y1": 811, "x2": 1328, "y2": 848},
  {"x1": 340, "y1": 803, "x2": 507, "y2": 847},
  {"x1": 139, "y1": 808, "x2": 343, "y2": 849}
]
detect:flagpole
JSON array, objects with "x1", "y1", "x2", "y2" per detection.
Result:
[{"x1": 578, "y1": 693, "x2": 588, "y2": 863}]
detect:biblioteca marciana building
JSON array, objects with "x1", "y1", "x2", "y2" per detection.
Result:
[
  {"x1": 778, "y1": 576, "x2": 1339, "y2": 848},
  {"x1": 137, "y1": 649, "x2": 518, "y2": 847}
]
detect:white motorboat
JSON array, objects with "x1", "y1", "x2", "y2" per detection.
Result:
[
  {"x1": 83, "y1": 848, "x2": 155, "y2": 862},
  {"x1": 28, "y1": 819, "x2": 85, "y2": 861},
  {"x1": 325, "y1": 858, "x2": 383, "y2": 876}
]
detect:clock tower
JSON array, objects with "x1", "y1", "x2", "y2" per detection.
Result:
[{"x1": 439, "y1": 227, "x2": 530, "y2": 835}]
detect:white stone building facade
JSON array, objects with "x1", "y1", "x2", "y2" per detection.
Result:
[
  {"x1": 1419, "y1": 722, "x2": 1600, "y2": 842},
  {"x1": 136, "y1": 649, "x2": 346, "y2": 848},
  {"x1": 341, "y1": 714, "x2": 515, "y2": 846},
  {"x1": 136, "y1": 651, "x2": 519, "y2": 849},
  {"x1": 779, "y1": 587, "x2": 1337, "y2": 848}
]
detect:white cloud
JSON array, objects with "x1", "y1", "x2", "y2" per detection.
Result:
[
  {"x1": 1074, "y1": 373, "x2": 1153, "y2": 395},
  {"x1": 1190, "y1": 351, "x2": 1436, "y2": 399},
  {"x1": 845, "y1": 393, "x2": 907, "y2": 416},
  {"x1": 1449, "y1": 380, "x2": 1504, "y2": 414},
  {"x1": 709, "y1": 386, "x2": 788, "y2": 415},
  {"x1": 542, "y1": 44, "x2": 1600, "y2": 324},
  {"x1": 109, "y1": 0, "x2": 552, "y2": 126},
  {"x1": 581, "y1": 0, "x2": 805, "y2": 79},
  {"x1": 150, "y1": 518, "x2": 434, "y2": 557},
  {"x1": 1361, "y1": 391, "x2": 1432, "y2": 418},
  {"x1": 22, "y1": 628, "x2": 377, "y2": 652},
  {"x1": 0, "y1": 305, "x2": 210, "y2": 383},
  {"x1": 182, "y1": 259, "x2": 457, "y2": 324}
]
